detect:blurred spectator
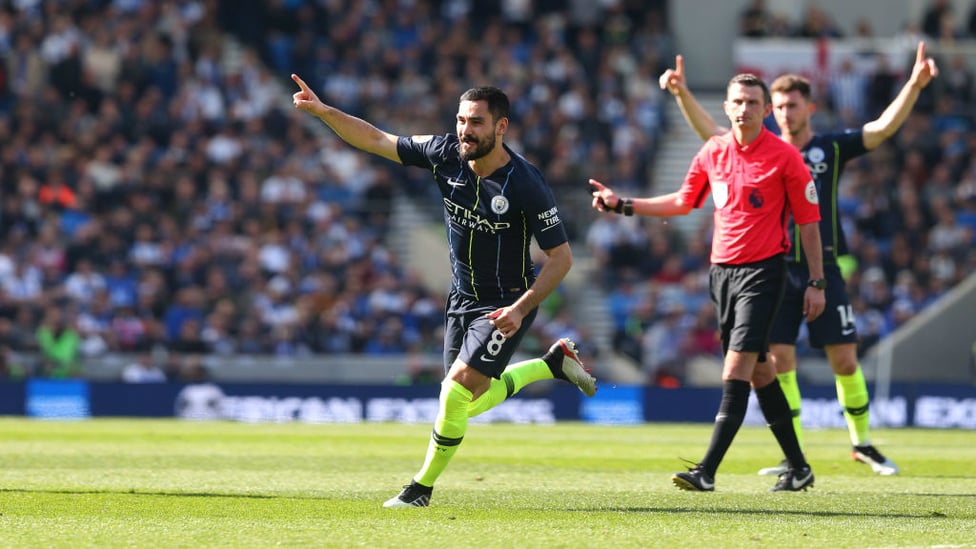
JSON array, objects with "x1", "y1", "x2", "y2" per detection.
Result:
[
  {"x1": 940, "y1": 54, "x2": 974, "y2": 108},
  {"x1": 175, "y1": 354, "x2": 211, "y2": 382},
  {"x1": 35, "y1": 306, "x2": 80, "y2": 378},
  {"x1": 829, "y1": 58, "x2": 868, "y2": 125},
  {"x1": 641, "y1": 300, "x2": 690, "y2": 385},
  {"x1": 969, "y1": 4, "x2": 976, "y2": 37},
  {"x1": 0, "y1": 344, "x2": 28, "y2": 380},
  {"x1": 121, "y1": 352, "x2": 167, "y2": 383},
  {"x1": 866, "y1": 53, "x2": 898, "y2": 119},
  {"x1": 922, "y1": 0, "x2": 953, "y2": 38},
  {"x1": 739, "y1": 0, "x2": 772, "y2": 38},
  {"x1": 794, "y1": 5, "x2": 843, "y2": 38}
]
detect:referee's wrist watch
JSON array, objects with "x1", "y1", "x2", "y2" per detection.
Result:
[{"x1": 807, "y1": 278, "x2": 827, "y2": 290}]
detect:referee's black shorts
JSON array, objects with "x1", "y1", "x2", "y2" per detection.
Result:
[{"x1": 709, "y1": 254, "x2": 786, "y2": 363}]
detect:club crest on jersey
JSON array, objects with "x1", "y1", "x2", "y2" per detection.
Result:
[
  {"x1": 491, "y1": 195, "x2": 510, "y2": 214},
  {"x1": 711, "y1": 180, "x2": 728, "y2": 209},
  {"x1": 804, "y1": 180, "x2": 819, "y2": 204},
  {"x1": 807, "y1": 147, "x2": 825, "y2": 163}
]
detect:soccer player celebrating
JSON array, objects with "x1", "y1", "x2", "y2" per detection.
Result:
[
  {"x1": 592, "y1": 73, "x2": 825, "y2": 491},
  {"x1": 291, "y1": 75, "x2": 596, "y2": 507},
  {"x1": 658, "y1": 42, "x2": 938, "y2": 476}
]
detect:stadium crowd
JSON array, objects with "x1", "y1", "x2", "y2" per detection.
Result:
[{"x1": 0, "y1": 1, "x2": 973, "y2": 386}]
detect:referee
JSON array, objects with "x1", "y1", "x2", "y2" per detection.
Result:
[{"x1": 592, "y1": 73, "x2": 825, "y2": 492}]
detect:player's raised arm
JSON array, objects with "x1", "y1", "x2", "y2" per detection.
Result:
[
  {"x1": 291, "y1": 73, "x2": 402, "y2": 163},
  {"x1": 862, "y1": 41, "x2": 938, "y2": 150},
  {"x1": 659, "y1": 55, "x2": 727, "y2": 141}
]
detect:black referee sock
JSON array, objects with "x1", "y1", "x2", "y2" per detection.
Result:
[
  {"x1": 701, "y1": 379, "x2": 751, "y2": 477},
  {"x1": 756, "y1": 379, "x2": 809, "y2": 470}
]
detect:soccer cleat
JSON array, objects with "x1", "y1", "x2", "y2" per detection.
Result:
[
  {"x1": 769, "y1": 466, "x2": 815, "y2": 492},
  {"x1": 382, "y1": 481, "x2": 433, "y2": 508},
  {"x1": 852, "y1": 444, "x2": 899, "y2": 476},
  {"x1": 545, "y1": 338, "x2": 597, "y2": 397},
  {"x1": 671, "y1": 464, "x2": 715, "y2": 492},
  {"x1": 757, "y1": 458, "x2": 789, "y2": 476}
]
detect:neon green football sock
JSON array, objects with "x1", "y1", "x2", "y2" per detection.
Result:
[
  {"x1": 468, "y1": 358, "x2": 552, "y2": 418},
  {"x1": 414, "y1": 380, "x2": 471, "y2": 487},
  {"x1": 836, "y1": 366, "x2": 870, "y2": 446},
  {"x1": 777, "y1": 370, "x2": 804, "y2": 451}
]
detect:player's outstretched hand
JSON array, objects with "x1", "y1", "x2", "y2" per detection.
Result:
[
  {"x1": 658, "y1": 54, "x2": 688, "y2": 96},
  {"x1": 910, "y1": 42, "x2": 939, "y2": 90},
  {"x1": 291, "y1": 73, "x2": 324, "y2": 115}
]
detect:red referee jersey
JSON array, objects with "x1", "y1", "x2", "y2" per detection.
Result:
[{"x1": 679, "y1": 127, "x2": 820, "y2": 265}]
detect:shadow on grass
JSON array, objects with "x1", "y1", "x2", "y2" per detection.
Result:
[
  {"x1": 570, "y1": 506, "x2": 956, "y2": 519},
  {"x1": 0, "y1": 487, "x2": 298, "y2": 500}
]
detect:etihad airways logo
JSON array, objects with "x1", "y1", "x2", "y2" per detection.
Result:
[{"x1": 443, "y1": 198, "x2": 511, "y2": 233}]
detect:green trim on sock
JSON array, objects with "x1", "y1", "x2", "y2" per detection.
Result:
[
  {"x1": 415, "y1": 380, "x2": 471, "y2": 486},
  {"x1": 836, "y1": 366, "x2": 870, "y2": 446},
  {"x1": 776, "y1": 370, "x2": 804, "y2": 451}
]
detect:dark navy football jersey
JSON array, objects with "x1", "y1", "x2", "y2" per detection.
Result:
[
  {"x1": 787, "y1": 130, "x2": 868, "y2": 265},
  {"x1": 397, "y1": 133, "x2": 569, "y2": 301}
]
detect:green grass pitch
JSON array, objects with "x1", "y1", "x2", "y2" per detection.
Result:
[{"x1": 1, "y1": 418, "x2": 974, "y2": 548}]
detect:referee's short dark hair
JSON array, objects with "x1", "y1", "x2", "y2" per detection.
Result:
[
  {"x1": 727, "y1": 73, "x2": 771, "y2": 105},
  {"x1": 460, "y1": 87, "x2": 510, "y2": 123}
]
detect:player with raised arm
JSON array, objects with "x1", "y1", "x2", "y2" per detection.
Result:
[
  {"x1": 291, "y1": 75, "x2": 596, "y2": 507},
  {"x1": 658, "y1": 42, "x2": 938, "y2": 476}
]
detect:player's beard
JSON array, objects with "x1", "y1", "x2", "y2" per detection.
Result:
[{"x1": 459, "y1": 132, "x2": 496, "y2": 161}]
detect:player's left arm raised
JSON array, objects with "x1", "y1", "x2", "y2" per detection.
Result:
[{"x1": 862, "y1": 41, "x2": 938, "y2": 150}]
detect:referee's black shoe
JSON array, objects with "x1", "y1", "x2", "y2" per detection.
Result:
[
  {"x1": 672, "y1": 464, "x2": 715, "y2": 492},
  {"x1": 769, "y1": 466, "x2": 815, "y2": 492}
]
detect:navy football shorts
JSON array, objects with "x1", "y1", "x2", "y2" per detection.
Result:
[
  {"x1": 442, "y1": 288, "x2": 538, "y2": 378},
  {"x1": 769, "y1": 262, "x2": 857, "y2": 348}
]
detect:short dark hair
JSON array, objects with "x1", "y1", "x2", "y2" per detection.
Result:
[
  {"x1": 770, "y1": 74, "x2": 813, "y2": 101},
  {"x1": 459, "y1": 87, "x2": 510, "y2": 122},
  {"x1": 727, "y1": 73, "x2": 771, "y2": 105}
]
